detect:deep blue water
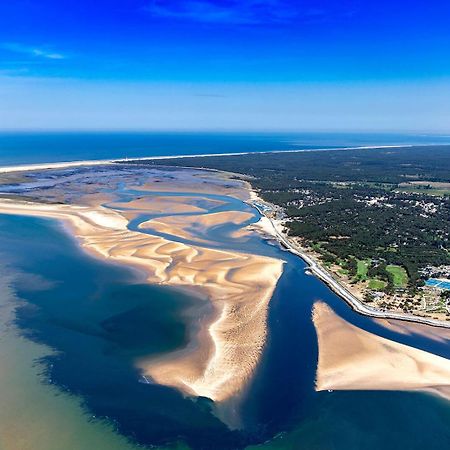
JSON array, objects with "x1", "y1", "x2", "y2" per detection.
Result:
[
  {"x1": 1, "y1": 131, "x2": 450, "y2": 166},
  {"x1": 1, "y1": 198, "x2": 450, "y2": 449}
]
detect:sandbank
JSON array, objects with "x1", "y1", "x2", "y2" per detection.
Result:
[
  {"x1": 139, "y1": 210, "x2": 255, "y2": 245},
  {"x1": 0, "y1": 197, "x2": 284, "y2": 404},
  {"x1": 313, "y1": 302, "x2": 450, "y2": 400},
  {"x1": 130, "y1": 171, "x2": 250, "y2": 201},
  {"x1": 108, "y1": 195, "x2": 220, "y2": 215},
  {"x1": 375, "y1": 317, "x2": 450, "y2": 344}
]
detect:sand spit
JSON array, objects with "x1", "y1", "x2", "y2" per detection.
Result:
[
  {"x1": 0, "y1": 145, "x2": 416, "y2": 175},
  {"x1": 313, "y1": 302, "x2": 450, "y2": 400},
  {"x1": 0, "y1": 199, "x2": 284, "y2": 403}
]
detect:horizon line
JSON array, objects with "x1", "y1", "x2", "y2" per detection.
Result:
[{"x1": 1, "y1": 128, "x2": 450, "y2": 135}]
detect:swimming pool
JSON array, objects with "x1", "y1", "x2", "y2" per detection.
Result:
[{"x1": 426, "y1": 278, "x2": 450, "y2": 290}]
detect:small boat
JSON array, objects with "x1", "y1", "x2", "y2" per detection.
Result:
[{"x1": 139, "y1": 375, "x2": 153, "y2": 384}]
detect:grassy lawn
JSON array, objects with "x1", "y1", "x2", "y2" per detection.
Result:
[
  {"x1": 386, "y1": 265, "x2": 408, "y2": 288},
  {"x1": 396, "y1": 186, "x2": 450, "y2": 197},
  {"x1": 368, "y1": 279, "x2": 387, "y2": 290},
  {"x1": 356, "y1": 259, "x2": 370, "y2": 280}
]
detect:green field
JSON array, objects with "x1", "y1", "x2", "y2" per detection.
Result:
[
  {"x1": 397, "y1": 186, "x2": 450, "y2": 197},
  {"x1": 356, "y1": 259, "x2": 370, "y2": 280},
  {"x1": 368, "y1": 279, "x2": 387, "y2": 290},
  {"x1": 386, "y1": 265, "x2": 408, "y2": 287}
]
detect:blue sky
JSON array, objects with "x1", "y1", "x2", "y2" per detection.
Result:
[{"x1": 0, "y1": 0, "x2": 449, "y2": 131}]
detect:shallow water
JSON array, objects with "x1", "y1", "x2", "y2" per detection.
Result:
[{"x1": 0, "y1": 173, "x2": 450, "y2": 449}]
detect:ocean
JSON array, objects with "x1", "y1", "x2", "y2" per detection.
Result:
[{"x1": 1, "y1": 131, "x2": 450, "y2": 166}]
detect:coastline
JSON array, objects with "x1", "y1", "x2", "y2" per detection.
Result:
[
  {"x1": 248, "y1": 190, "x2": 450, "y2": 330},
  {"x1": 1, "y1": 156, "x2": 450, "y2": 437},
  {"x1": 0, "y1": 144, "x2": 417, "y2": 174},
  {"x1": 1, "y1": 154, "x2": 449, "y2": 331}
]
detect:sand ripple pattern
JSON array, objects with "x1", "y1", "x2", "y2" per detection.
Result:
[{"x1": 0, "y1": 197, "x2": 284, "y2": 404}]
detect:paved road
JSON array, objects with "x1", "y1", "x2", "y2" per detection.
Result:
[{"x1": 252, "y1": 201, "x2": 450, "y2": 330}]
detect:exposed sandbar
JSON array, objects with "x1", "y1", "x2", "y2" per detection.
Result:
[
  {"x1": 131, "y1": 170, "x2": 250, "y2": 201},
  {"x1": 0, "y1": 198, "x2": 283, "y2": 403},
  {"x1": 313, "y1": 301, "x2": 450, "y2": 400},
  {"x1": 375, "y1": 317, "x2": 450, "y2": 344},
  {"x1": 139, "y1": 210, "x2": 254, "y2": 245},
  {"x1": 109, "y1": 195, "x2": 219, "y2": 215}
]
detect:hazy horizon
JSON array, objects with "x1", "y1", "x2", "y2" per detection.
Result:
[{"x1": 1, "y1": 129, "x2": 450, "y2": 136}]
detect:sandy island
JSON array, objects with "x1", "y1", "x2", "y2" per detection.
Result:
[
  {"x1": 313, "y1": 302, "x2": 450, "y2": 400},
  {"x1": 0, "y1": 172, "x2": 284, "y2": 406}
]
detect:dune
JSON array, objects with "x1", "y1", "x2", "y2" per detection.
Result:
[
  {"x1": 313, "y1": 301, "x2": 450, "y2": 400},
  {"x1": 0, "y1": 198, "x2": 284, "y2": 404}
]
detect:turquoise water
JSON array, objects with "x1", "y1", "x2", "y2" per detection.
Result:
[
  {"x1": 1, "y1": 131, "x2": 450, "y2": 166},
  {"x1": 0, "y1": 178, "x2": 450, "y2": 449}
]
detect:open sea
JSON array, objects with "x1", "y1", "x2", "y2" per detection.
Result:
[
  {"x1": 1, "y1": 131, "x2": 450, "y2": 166},
  {"x1": 0, "y1": 133, "x2": 450, "y2": 449}
]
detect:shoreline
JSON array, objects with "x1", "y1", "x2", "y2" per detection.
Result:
[
  {"x1": 1, "y1": 154, "x2": 449, "y2": 331},
  {"x1": 0, "y1": 144, "x2": 419, "y2": 174},
  {"x1": 246, "y1": 186, "x2": 450, "y2": 329},
  {"x1": 249, "y1": 194, "x2": 450, "y2": 330}
]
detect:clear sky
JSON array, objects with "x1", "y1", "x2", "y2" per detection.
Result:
[{"x1": 1, "y1": 0, "x2": 449, "y2": 131}]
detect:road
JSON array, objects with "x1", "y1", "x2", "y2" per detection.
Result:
[{"x1": 251, "y1": 201, "x2": 450, "y2": 330}]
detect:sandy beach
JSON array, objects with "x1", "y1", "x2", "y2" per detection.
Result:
[
  {"x1": 0, "y1": 145, "x2": 415, "y2": 175},
  {"x1": 313, "y1": 302, "x2": 450, "y2": 400}
]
